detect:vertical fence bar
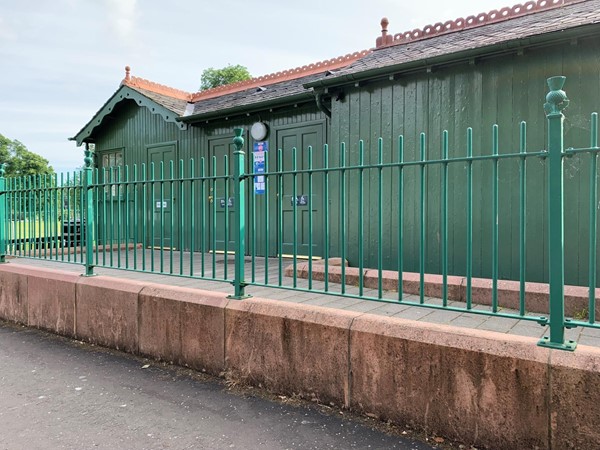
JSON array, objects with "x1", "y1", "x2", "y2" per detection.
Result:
[
  {"x1": 223, "y1": 155, "x2": 229, "y2": 280},
  {"x1": 141, "y1": 164, "x2": 147, "y2": 271},
  {"x1": 277, "y1": 149, "x2": 283, "y2": 286},
  {"x1": 190, "y1": 158, "x2": 196, "y2": 277},
  {"x1": 43, "y1": 175, "x2": 48, "y2": 259},
  {"x1": 124, "y1": 165, "x2": 130, "y2": 269},
  {"x1": 229, "y1": 128, "x2": 250, "y2": 299},
  {"x1": 169, "y1": 160, "x2": 173, "y2": 274},
  {"x1": 53, "y1": 173, "x2": 58, "y2": 260},
  {"x1": 519, "y1": 121, "x2": 527, "y2": 316},
  {"x1": 30, "y1": 175, "x2": 35, "y2": 257},
  {"x1": 539, "y1": 76, "x2": 575, "y2": 350},
  {"x1": 0, "y1": 164, "x2": 6, "y2": 263},
  {"x1": 441, "y1": 130, "x2": 449, "y2": 306},
  {"x1": 160, "y1": 162, "x2": 165, "y2": 273},
  {"x1": 264, "y1": 156, "x2": 269, "y2": 285},
  {"x1": 108, "y1": 168, "x2": 114, "y2": 266},
  {"x1": 323, "y1": 144, "x2": 330, "y2": 292},
  {"x1": 150, "y1": 163, "x2": 155, "y2": 272},
  {"x1": 358, "y1": 140, "x2": 364, "y2": 296},
  {"x1": 133, "y1": 164, "x2": 138, "y2": 270},
  {"x1": 377, "y1": 138, "x2": 383, "y2": 299},
  {"x1": 200, "y1": 156, "x2": 206, "y2": 277},
  {"x1": 18, "y1": 178, "x2": 22, "y2": 256},
  {"x1": 117, "y1": 166, "x2": 122, "y2": 268},
  {"x1": 83, "y1": 146, "x2": 95, "y2": 276},
  {"x1": 211, "y1": 156, "x2": 217, "y2": 278},
  {"x1": 492, "y1": 125, "x2": 499, "y2": 313},
  {"x1": 340, "y1": 142, "x2": 347, "y2": 294},
  {"x1": 308, "y1": 145, "x2": 313, "y2": 290},
  {"x1": 397, "y1": 136, "x2": 404, "y2": 300},
  {"x1": 179, "y1": 160, "x2": 185, "y2": 275},
  {"x1": 589, "y1": 112, "x2": 598, "y2": 324},
  {"x1": 466, "y1": 128, "x2": 473, "y2": 310},
  {"x1": 93, "y1": 169, "x2": 99, "y2": 265},
  {"x1": 419, "y1": 133, "x2": 426, "y2": 304},
  {"x1": 251, "y1": 154, "x2": 256, "y2": 283},
  {"x1": 60, "y1": 173, "x2": 64, "y2": 261},
  {"x1": 292, "y1": 147, "x2": 298, "y2": 288},
  {"x1": 169, "y1": 160, "x2": 174, "y2": 275}
]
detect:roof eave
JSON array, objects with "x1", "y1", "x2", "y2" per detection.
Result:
[
  {"x1": 178, "y1": 92, "x2": 315, "y2": 124},
  {"x1": 304, "y1": 24, "x2": 600, "y2": 90},
  {"x1": 70, "y1": 85, "x2": 187, "y2": 146}
]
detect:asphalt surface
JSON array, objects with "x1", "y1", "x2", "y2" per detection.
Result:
[{"x1": 0, "y1": 321, "x2": 434, "y2": 450}]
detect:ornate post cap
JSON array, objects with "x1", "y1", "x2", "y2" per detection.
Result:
[
  {"x1": 0, "y1": 163, "x2": 6, "y2": 178},
  {"x1": 83, "y1": 148, "x2": 94, "y2": 168},
  {"x1": 544, "y1": 76, "x2": 569, "y2": 116},
  {"x1": 233, "y1": 127, "x2": 244, "y2": 151}
]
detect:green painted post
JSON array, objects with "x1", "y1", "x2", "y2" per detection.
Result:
[
  {"x1": 228, "y1": 128, "x2": 250, "y2": 299},
  {"x1": 538, "y1": 76, "x2": 576, "y2": 351},
  {"x1": 0, "y1": 163, "x2": 7, "y2": 263},
  {"x1": 83, "y1": 145, "x2": 96, "y2": 276}
]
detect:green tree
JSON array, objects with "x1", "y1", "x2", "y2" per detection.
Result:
[
  {"x1": 0, "y1": 133, "x2": 53, "y2": 177},
  {"x1": 199, "y1": 64, "x2": 252, "y2": 90}
]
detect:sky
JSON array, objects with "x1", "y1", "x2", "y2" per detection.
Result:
[{"x1": 0, "y1": 0, "x2": 513, "y2": 174}]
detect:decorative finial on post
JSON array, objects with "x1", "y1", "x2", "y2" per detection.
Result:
[
  {"x1": 0, "y1": 163, "x2": 6, "y2": 178},
  {"x1": 83, "y1": 144, "x2": 93, "y2": 169},
  {"x1": 233, "y1": 127, "x2": 244, "y2": 152},
  {"x1": 125, "y1": 65, "x2": 131, "y2": 82},
  {"x1": 376, "y1": 17, "x2": 393, "y2": 48},
  {"x1": 544, "y1": 76, "x2": 569, "y2": 116}
]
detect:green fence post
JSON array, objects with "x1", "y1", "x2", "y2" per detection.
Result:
[
  {"x1": 83, "y1": 145, "x2": 96, "y2": 277},
  {"x1": 538, "y1": 76, "x2": 576, "y2": 351},
  {"x1": 0, "y1": 163, "x2": 6, "y2": 263},
  {"x1": 228, "y1": 128, "x2": 250, "y2": 299}
]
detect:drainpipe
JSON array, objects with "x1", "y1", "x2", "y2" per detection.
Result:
[{"x1": 314, "y1": 92, "x2": 331, "y2": 118}]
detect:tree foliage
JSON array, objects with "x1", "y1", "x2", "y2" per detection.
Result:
[
  {"x1": 0, "y1": 133, "x2": 53, "y2": 178},
  {"x1": 199, "y1": 64, "x2": 252, "y2": 90}
]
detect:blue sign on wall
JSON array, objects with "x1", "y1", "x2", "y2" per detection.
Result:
[{"x1": 253, "y1": 141, "x2": 268, "y2": 195}]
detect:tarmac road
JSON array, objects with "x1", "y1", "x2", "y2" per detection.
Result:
[{"x1": 0, "y1": 321, "x2": 435, "y2": 450}]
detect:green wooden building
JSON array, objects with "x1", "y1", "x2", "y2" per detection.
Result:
[{"x1": 72, "y1": 0, "x2": 600, "y2": 285}]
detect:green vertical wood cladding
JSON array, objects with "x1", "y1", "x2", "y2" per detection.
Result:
[
  {"x1": 330, "y1": 37, "x2": 600, "y2": 286},
  {"x1": 93, "y1": 99, "x2": 326, "y2": 255}
]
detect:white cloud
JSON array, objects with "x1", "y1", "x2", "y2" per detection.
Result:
[
  {"x1": 0, "y1": 16, "x2": 17, "y2": 41},
  {"x1": 105, "y1": 0, "x2": 137, "y2": 40}
]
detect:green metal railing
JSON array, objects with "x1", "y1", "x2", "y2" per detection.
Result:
[{"x1": 0, "y1": 76, "x2": 598, "y2": 351}]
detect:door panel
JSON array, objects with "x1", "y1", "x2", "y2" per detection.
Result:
[
  {"x1": 208, "y1": 137, "x2": 236, "y2": 252},
  {"x1": 271, "y1": 124, "x2": 324, "y2": 257},
  {"x1": 148, "y1": 144, "x2": 177, "y2": 249}
]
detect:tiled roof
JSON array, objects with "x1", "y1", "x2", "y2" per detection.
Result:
[
  {"x1": 318, "y1": 0, "x2": 600, "y2": 83},
  {"x1": 92, "y1": 0, "x2": 599, "y2": 126},
  {"x1": 132, "y1": 86, "x2": 189, "y2": 116},
  {"x1": 189, "y1": 51, "x2": 370, "y2": 102},
  {"x1": 189, "y1": 72, "x2": 328, "y2": 117}
]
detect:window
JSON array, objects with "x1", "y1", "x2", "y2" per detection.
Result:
[
  {"x1": 99, "y1": 150, "x2": 124, "y2": 198},
  {"x1": 101, "y1": 150, "x2": 123, "y2": 169}
]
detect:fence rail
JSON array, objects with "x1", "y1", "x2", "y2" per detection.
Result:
[{"x1": 1, "y1": 76, "x2": 598, "y2": 351}]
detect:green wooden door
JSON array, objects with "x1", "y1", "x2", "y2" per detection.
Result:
[
  {"x1": 148, "y1": 144, "x2": 178, "y2": 249},
  {"x1": 272, "y1": 123, "x2": 324, "y2": 257},
  {"x1": 208, "y1": 136, "x2": 236, "y2": 253}
]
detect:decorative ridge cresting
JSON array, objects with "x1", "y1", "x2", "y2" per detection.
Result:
[
  {"x1": 120, "y1": 50, "x2": 371, "y2": 106},
  {"x1": 122, "y1": 66, "x2": 193, "y2": 101},
  {"x1": 189, "y1": 50, "x2": 371, "y2": 102},
  {"x1": 376, "y1": 0, "x2": 586, "y2": 48}
]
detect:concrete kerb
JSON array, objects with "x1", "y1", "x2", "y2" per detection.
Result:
[
  {"x1": 138, "y1": 284, "x2": 230, "y2": 375},
  {"x1": 224, "y1": 298, "x2": 360, "y2": 407},
  {"x1": 1, "y1": 263, "x2": 600, "y2": 449},
  {"x1": 287, "y1": 261, "x2": 598, "y2": 317},
  {"x1": 76, "y1": 275, "x2": 146, "y2": 354},
  {"x1": 349, "y1": 314, "x2": 552, "y2": 449}
]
